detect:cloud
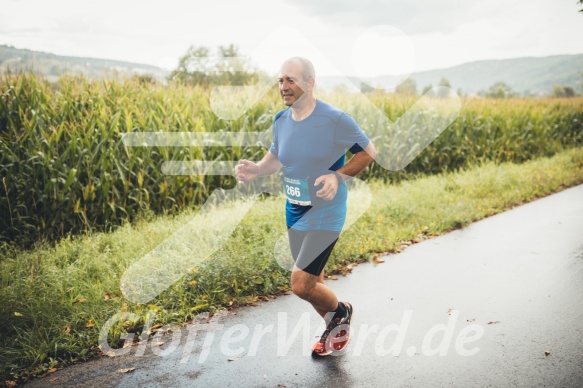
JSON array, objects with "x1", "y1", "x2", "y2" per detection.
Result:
[
  {"x1": 1, "y1": 0, "x2": 581, "y2": 77},
  {"x1": 292, "y1": 0, "x2": 482, "y2": 34}
]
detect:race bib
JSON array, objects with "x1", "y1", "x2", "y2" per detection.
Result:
[{"x1": 283, "y1": 176, "x2": 311, "y2": 206}]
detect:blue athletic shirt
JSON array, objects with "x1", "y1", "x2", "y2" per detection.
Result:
[{"x1": 269, "y1": 99, "x2": 370, "y2": 231}]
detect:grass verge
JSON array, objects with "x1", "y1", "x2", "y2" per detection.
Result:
[{"x1": 1, "y1": 147, "x2": 582, "y2": 383}]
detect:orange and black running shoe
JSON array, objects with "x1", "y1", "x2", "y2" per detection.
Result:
[{"x1": 312, "y1": 302, "x2": 353, "y2": 357}]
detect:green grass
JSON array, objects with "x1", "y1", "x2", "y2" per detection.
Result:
[{"x1": 1, "y1": 147, "x2": 583, "y2": 382}]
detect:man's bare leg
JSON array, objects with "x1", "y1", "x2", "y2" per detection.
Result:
[
  {"x1": 313, "y1": 269, "x2": 331, "y2": 318},
  {"x1": 291, "y1": 266, "x2": 338, "y2": 319}
]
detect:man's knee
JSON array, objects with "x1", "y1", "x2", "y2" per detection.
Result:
[
  {"x1": 291, "y1": 282, "x2": 312, "y2": 300},
  {"x1": 291, "y1": 271, "x2": 315, "y2": 301}
]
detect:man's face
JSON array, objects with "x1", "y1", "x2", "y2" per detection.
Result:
[{"x1": 278, "y1": 62, "x2": 309, "y2": 107}]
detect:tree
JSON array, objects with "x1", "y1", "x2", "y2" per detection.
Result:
[
  {"x1": 169, "y1": 44, "x2": 257, "y2": 86},
  {"x1": 437, "y1": 77, "x2": 452, "y2": 97},
  {"x1": 479, "y1": 82, "x2": 518, "y2": 98},
  {"x1": 564, "y1": 86, "x2": 576, "y2": 97},
  {"x1": 394, "y1": 78, "x2": 417, "y2": 95},
  {"x1": 552, "y1": 85, "x2": 576, "y2": 97},
  {"x1": 421, "y1": 84, "x2": 433, "y2": 95},
  {"x1": 552, "y1": 85, "x2": 565, "y2": 97},
  {"x1": 360, "y1": 82, "x2": 375, "y2": 94},
  {"x1": 213, "y1": 44, "x2": 257, "y2": 85},
  {"x1": 132, "y1": 73, "x2": 159, "y2": 85},
  {"x1": 438, "y1": 77, "x2": 451, "y2": 88},
  {"x1": 169, "y1": 46, "x2": 211, "y2": 85}
]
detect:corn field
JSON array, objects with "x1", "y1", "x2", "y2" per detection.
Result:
[{"x1": 1, "y1": 73, "x2": 581, "y2": 245}]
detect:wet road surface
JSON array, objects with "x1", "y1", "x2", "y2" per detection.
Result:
[{"x1": 27, "y1": 185, "x2": 583, "y2": 387}]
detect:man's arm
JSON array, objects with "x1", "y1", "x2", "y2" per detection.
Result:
[
  {"x1": 336, "y1": 142, "x2": 376, "y2": 181},
  {"x1": 314, "y1": 141, "x2": 376, "y2": 200},
  {"x1": 235, "y1": 151, "x2": 282, "y2": 184}
]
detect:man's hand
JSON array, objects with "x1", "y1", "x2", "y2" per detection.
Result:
[
  {"x1": 314, "y1": 173, "x2": 340, "y2": 200},
  {"x1": 235, "y1": 159, "x2": 260, "y2": 184}
]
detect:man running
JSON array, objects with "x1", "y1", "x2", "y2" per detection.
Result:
[{"x1": 235, "y1": 57, "x2": 376, "y2": 356}]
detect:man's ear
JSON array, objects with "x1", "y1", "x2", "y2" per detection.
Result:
[{"x1": 307, "y1": 77, "x2": 315, "y2": 93}]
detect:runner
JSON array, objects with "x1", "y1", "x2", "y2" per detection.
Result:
[{"x1": 235, "y1": 57, "x2": 376, "y2": 356}]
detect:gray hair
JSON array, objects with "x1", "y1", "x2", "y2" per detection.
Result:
[{"x1": 282, "y1": 57, "x2": 315, "y2": 81}]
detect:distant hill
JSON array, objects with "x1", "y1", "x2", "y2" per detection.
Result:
[
  {"x1": 1, "y1": 45, "x2": 581, "y2": 96},
  {"x1": 0, "y1": 44, "x2": 168, "y2": 82},
  {"x1": 367, "y1": 54, "x2": 583, "y2": 96}
]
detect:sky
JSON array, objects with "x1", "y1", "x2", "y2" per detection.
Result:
[{"x1": 0, "y1": 0, "x2": 582, "y2": 78}]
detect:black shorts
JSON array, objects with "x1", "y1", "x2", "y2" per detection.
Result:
[{"x1": 287, "y1": 228, "x2": 340, "y2": 276}]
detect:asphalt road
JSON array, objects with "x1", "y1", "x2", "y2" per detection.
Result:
[{"x1": 27, "y1": 184, "x2": 583, "y2": 387}]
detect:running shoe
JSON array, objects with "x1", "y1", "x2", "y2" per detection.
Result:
[{"x1": 312, "y1": 302, "x2": 353, "y2": 357}]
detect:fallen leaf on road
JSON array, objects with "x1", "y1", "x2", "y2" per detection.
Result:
[
  {"x1": 5, "y1": 380, "x2": 17, "y2": 388},
  {"x1": 228, "y1": 356, "x2": 242, "y2": 362},
  {"x1": 545, "y1": 349, "x2": 552, "y2": 356},
  {"x1": 103, "y1": 350, "x2": 116, "y2": 357},
  {"x1": 41, "y1": 368, "x2": 58, "y2": 378},
  {"x1": 49, "y1": 378, "x2": 59, "y2": 383},
  {"x1": 487, "y1": 321, "x2": 500, "y2": 325},
  {"x1": 117, "y1": 368, "x2": 136, "y2": 373},
  {"x1": 153, "y1": 341, "x2": 165, "y2": 347},
  {"x1": 340, "y1": 264, "x2": 353, "y2": 275},
  {"x1": 104, "y1": 293, "x2": 112, "y2": 300},
  {"x1": 373, "y1": 257, "x2": 385, "y2": 264},
  {"x1": 85, "y1": 320, "x2": 94, "y2": 328},
  {"x1": 326, "y1": 275, "x2": 338, "y2": 280},
  {"x1": 467, "y1": 319, "x2": 476, "y2": 322},
  {"x1": 447, "y1": 308, "x2": 455, "y2": 315}
]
